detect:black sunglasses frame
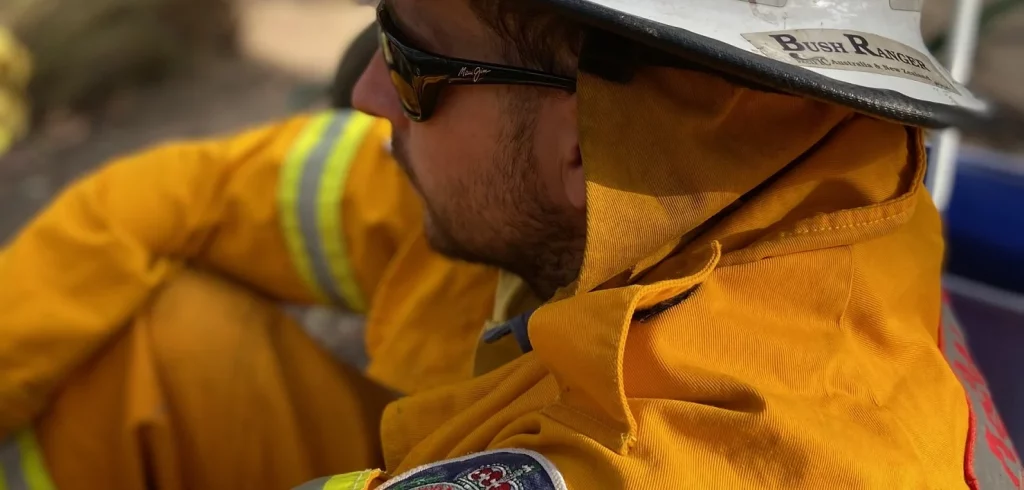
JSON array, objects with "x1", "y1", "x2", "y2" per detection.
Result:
[{"x1": 377, "y1": 2, "x2": 577, "y2": 121}]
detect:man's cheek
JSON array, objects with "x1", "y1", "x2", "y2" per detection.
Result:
[{"x1": 415, "y1": 149, "x2": 459, "y2": 189}]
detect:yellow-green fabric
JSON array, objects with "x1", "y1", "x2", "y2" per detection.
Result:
[
  {"x1": 280, "y1": 111, "x2": 378, "y2": 311},
  {"x1": 292, "y1": 469, "x2": 382, "y2": 490}
]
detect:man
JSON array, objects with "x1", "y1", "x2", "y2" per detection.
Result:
[{"x1": 1, "y1": 0, "x2": 1020, "y2": 489}]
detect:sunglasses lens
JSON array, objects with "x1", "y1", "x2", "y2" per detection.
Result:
[
  {"x1": 378, "y1": 30, "x2": 426, "y2": 120},
  {"x1": 389, "y1": 70, "x2": 422, "y2": 118},
  {"x1": 377, "y1": 6, "x2": 435, "y2": 120}
]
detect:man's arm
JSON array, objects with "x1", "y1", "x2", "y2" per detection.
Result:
[{"x1": 0, "y1": 109, "x2": 421, "y2": 437}]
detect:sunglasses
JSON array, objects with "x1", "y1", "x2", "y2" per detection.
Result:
[{"x1": 376, "y1": 2, "x2": 577, "y2": 122}]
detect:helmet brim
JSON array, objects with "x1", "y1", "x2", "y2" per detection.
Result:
[{"x1": 543, "y1": 0, "x2": 989, "y2": 129}]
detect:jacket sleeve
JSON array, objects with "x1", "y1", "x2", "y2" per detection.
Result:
[{"x1": 0, "y1": 109, "x2": 421, "y2": 437}]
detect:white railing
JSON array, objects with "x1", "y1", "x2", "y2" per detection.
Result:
[{"x1": 926, "y1": 0, "x2": 985, "y2": 211}]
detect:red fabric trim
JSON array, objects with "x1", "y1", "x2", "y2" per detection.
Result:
[
  {"x1": 944, "y1": 292, "x2": 978, "y2": 489},
  {"x1": 964, "y1": 385, "x2": 981, "y2": 489}
]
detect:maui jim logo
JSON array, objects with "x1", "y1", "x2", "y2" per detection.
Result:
[{"x1": 458, "y1": 67, "x2": 492, "y2": 82}]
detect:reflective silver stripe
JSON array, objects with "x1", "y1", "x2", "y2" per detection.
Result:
[
  {"x1": 941, "y1": 302, "x2": 1023, "y2": 489},
  {"x1": 296, "y1": 112, "x2": 351, "y2": 306},
  {"x1": 1, "y1": 434, "x2": 29, "y2": 490}
]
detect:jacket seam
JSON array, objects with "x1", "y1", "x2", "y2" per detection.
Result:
[
  {"x1": 542, "y1": 401, "x2": 628, "y2": 451},
  {"x1": 779, "y1": 210, "x2": 909, "y2": 238}
]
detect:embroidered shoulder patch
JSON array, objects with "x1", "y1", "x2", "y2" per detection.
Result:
[{"x1": 379, "y1": 449, "x2": 567, "y2": 490}]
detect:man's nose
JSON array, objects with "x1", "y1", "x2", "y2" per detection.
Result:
[{"x1": 352, "y1": 51, "x2": 407, "y2": 129}]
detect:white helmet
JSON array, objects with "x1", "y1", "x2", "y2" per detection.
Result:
[{"x1": 541, "y1": 0, "x2": 985, "y2": 128}]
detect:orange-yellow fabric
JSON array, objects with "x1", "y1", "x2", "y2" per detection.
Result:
[
  {"x1": 0, "y1": 114, "x2": 305, "y2": 437},
  {"x1": 0, "y1": 109, "x2": 450, "y2": 438},
  {"x1": 34, "y1": 268, "x2": 394, "y2": 490},
  {"x1": 362, "y1": 231, "x2": 499, "y2": 394},
  {"x1": 348, "y1": 66, "x2": 1012, "y2": 488}
]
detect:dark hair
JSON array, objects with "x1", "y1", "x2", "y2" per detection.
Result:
[{"x1": 468, "y1": 0, "x2": 586, "y2": 77}]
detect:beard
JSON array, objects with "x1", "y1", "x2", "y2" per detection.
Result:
[{"x1": 390, "y1": 99, "x2": 585, "y2": 299}]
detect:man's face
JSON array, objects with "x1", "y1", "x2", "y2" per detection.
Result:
[{"x1": 352, "y1": 0, "x2": 586, "y2": 299}]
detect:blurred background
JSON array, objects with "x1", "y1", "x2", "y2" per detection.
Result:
[
  {"x1": 0, "y1": 0, "x2": 1021, "y2": 451},
  {"x1": 0, "y1": 0, "x2": 374, "y2": 237}
]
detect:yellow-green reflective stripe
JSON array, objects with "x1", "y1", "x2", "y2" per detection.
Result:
[
  {"x1": 290, "y1": 470, "x2": 373, "y2": 490},
  {"x1": 322, "y1": 470, "x2": 373, "y2": 490},
  {"x1": 316, "y1": 112, "x2": 375, "y2": 313},
  {"x1": 295, "y1": 112, "x2": 353, "y2": 307},
  {"x1": 280, "y1": 112, "x2": 345, "y2": 304},
  {"x1": 0, "y1": 430, "x2": 55, "y2": 490},
  {"x1": 17, "y1": 431, "x2": 52, "y2": 490},
  {"x1": 280, "y1": 110, "x2": 373, "y2": 311}
]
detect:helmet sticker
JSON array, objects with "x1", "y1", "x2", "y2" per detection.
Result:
[{"x1": 742, "y1": 29, "x2": 958, "y2": 93}]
